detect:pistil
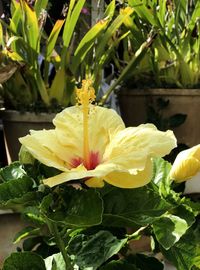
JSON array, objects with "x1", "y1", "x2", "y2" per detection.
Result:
[{"x1": 76, "y1": 80, "x2": 96, "y2": 169}]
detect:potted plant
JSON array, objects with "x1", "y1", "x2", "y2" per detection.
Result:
[
  {"x1": 102, "y1": 0, "x2": 200, "y2": 148},
  {"x1": 0, "y1": 0, "x2": 134, "y2": 162},
  {"x1": 0, "y1": 80, "x2": 200, "y2": 269}
]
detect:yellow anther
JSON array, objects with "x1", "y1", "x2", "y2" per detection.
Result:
[{"x1": 76, "y1": 79, "x2": 96, "y2": 108}]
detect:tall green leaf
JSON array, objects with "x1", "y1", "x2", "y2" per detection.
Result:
[
  {"x1": 21, "y1": 0, "x2": 40, "y2": 53},
  {"x1": 62, "y1": 0, "x2": 86, "y2": 48},
  {"x1": 49, "y1": 68, "x2": 66, "y2": 104},
  {"x1": 95, "y1": 8, "x2": 134, "y2": 64},
  {"x1": 71, "y1": 19, "x2": 109, "y2": 73},
  {"x1": 46, "y1": 19, "x2": 65, "y2": 59},
  {"x1": 34, "y1": 0, "x2": 49, "y2": 18}
]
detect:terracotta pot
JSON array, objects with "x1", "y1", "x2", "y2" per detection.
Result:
[
  {"x1": 118, "y1": 88, "x2": 200, "y2": 147},
  {"x1": 0, "y1": 110, "x2": 55, "y2": 163}
]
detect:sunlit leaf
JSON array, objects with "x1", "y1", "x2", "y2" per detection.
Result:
[{"x1": 46, "y1": 19, "x2": 65, "y2": 59}]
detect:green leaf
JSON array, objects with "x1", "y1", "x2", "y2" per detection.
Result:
[
  {"x1": 0, "y1": 22, "x2": 3, "y2": 46},
  {"x1": 49, "y1": 68, "x2": 66, "y2": 104},
  {"x1": 161, "y1": 226, "x2": 200, "y2": 270},
  {"x1": 0, "y1": 176, "x2": 34, "y2": 207},
  {"x1": 71, "y1": 19, "x2": 109, "y2": 73},
  {"x1": 46, "y1": 19, "x2": 65, "y2": 59},
  {"x1": 2, "y1": 252, "x2": 46, "y2": 270},
  {"x1": 47, "y1": 188, "x2": 103, "y2": 227},
  {"x1": 169, "y1": 114, "x2": 187, "y2": 128},
  {"x1": 34, "y1": 0, "x2": 48, "y2": 18},
  {"x1": 22, "y1": 1, "x2": 40, "y2": 52},
  {"x1": 128, "y1": 0, "x2": 156, "y2": 26},
  {"x1": 68, "y1": 230, "x2": 127, "y2": 269},
  {"x1": 153, "y1": 214, "x2": 188, "y2": 250},
  {"x1": 13, "y1": 226, "x2": 40, "y2": 244},
  {"x1": 151, "y1": 157, "x2": 172, "y2": 196},
  {"x1": 45, "y1": 252, "x2": 65, "y2": 270},
  {"x1": 95, "y1": 8, "x2": 134, "y2": 65},
  {"x1": 102, "y1": 185, "x2": 171, "y2": 227},
  {"x1": 23, "y1": 206, "x2": 45, "y2": 225},
  {"x1": 126, "y1": 254, "x2": 164, "y2": 270},
  {"x1": 62, "y1": 0, "x2": 86, "y2": 48},
  {"x1": 100, "y1": 260, "x2": 138, "y2": 270},
  {"x1": 104, "y1": 0, "x2": 116, "y2": 19},
  {"x1": 0, "y1": 162, "x2": 27, "y2": 183}
]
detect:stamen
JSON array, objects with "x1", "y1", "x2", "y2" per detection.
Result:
[{"x1": 76, "y1": 80, "x2": 96, "y2": 169}]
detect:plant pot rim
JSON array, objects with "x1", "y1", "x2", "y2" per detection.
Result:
[
  {"x1": 0, "y1": 109, "x2": 56, "y2": 123},
  {"x1": 118, "y1": 88, "x2": 200, "y2": 96}
]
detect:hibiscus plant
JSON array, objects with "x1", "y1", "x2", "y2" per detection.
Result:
[{"x1": 1, "y1": 80, "x2": 200, "y2": 270}]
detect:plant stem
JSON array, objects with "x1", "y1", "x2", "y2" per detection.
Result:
[{"x1": 47, "y1": 219, "x2": 73, "y2": 270}]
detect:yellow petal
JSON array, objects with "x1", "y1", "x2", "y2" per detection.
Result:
[
  {"x1": 19, "y1": 130, "x2": 68, "y2": 171},
  {"x1": 53, "y1": 105, "x2": 125, "y2": 158},
  {"x1": 170, "y1": 145, "x2": 200, "y2": 182},
  {"x1": 43, "y1": 163, "x2": 117, "y2": 187},
  {"x1": 85, "y1": 177, "x2": 105, "y2": 188},
  {"x1": 104, "y1": 158, "x2": 153, "y2": 188},
  {"x1": 29, "y1": 130, "x2": 77, "y2": 167},
  {"x1": 103, "y1": 124, "x2": 176, "y2": 171}
]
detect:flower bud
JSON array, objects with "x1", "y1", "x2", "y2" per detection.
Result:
[{"x1": 170, "y1": 144, "x2": 200, "y2": 183}]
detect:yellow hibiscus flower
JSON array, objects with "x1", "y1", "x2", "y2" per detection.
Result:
[
  {"x1": 19, "y1": 80, "x2": 177, "y2": 188},
  {"x1": 170, "y1": 144, "x2": 200, "y2": 183}
]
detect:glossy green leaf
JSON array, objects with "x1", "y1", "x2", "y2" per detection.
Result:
[
  {"x1": 0, "y1": 175, "x2": 35, "y2": 209},
  {"x1": 2, "y1": 252, "x2": 46, "y2": 270},
  {"x1": 46, "y1": 19, "x2": 65, "y2": 59},
  {"x1": 153, "y1": 214, "x2": 188, "y2": 250},
  {"x1": 47, "y1": 188, "x2": 103, "y2": 227},
  {"x1": 68, "y1": 230, "x2": 127, "y2": 269},
  {"x1": 151, "y1": 157, "x2": 172, "y2": 197},
  {"x1": 102, "y1": 185, "x2": 171, "y2": 227},
  {"x1": 45, "y1": 252, "x2": 65, "y2": 270},
  {"x1": 161, "y1": 226, "x2": 200, "y2": 270},
  {"x1": 0, "y1": 162, "x2": 26, "y2": 183}
]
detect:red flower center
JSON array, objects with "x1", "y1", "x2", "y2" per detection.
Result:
[{"x1": 71, "y1": 151, "x2": 100, "y2": 170}]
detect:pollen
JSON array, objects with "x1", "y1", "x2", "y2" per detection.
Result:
[{"x1": 76, "y1": 79, "x2": 96, "y2": 108}]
